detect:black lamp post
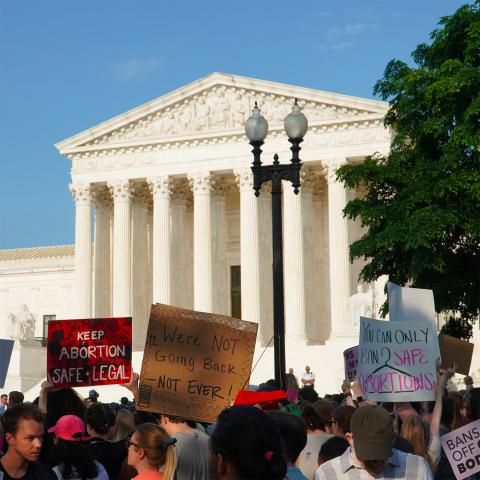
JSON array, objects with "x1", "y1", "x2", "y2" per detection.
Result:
[{"x1": 245, "y1": 100, "x2": 308, "y2": 389}]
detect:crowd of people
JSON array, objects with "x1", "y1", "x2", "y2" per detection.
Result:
[{"x1": 0, "y1": 363, "x2": 478, "y2": 479}]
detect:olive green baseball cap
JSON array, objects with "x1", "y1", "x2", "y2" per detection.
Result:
[{"x1": 350, "y1": 405, "x2": 394, "y2": 461}]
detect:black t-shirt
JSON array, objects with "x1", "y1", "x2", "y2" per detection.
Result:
[
  {"x1": 0, "y1": 460, "x2": 57, "y2": 480},
  {"x1": 87, "y1": 437, "x2": 127, "y2": 480}
]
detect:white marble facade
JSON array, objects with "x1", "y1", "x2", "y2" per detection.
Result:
[{"x1": 1, "y1": 73, "x2": 478, "y2": 397}]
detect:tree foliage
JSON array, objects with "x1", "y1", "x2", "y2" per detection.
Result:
[{"x1": 336, "y1": 2, "x2": 480, "y2": 339}]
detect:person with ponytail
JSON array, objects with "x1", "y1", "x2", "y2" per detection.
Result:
[
  {"x1": 209, "y1": 405, "x2": 287, "y2": 479},
  {"x1": 126, "y1": 423, "x2": 177, "y2": 480}
]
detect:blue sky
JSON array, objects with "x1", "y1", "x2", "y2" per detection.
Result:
[{"x1": 0, "y1": 0, "x2": 467, "y2": 249}]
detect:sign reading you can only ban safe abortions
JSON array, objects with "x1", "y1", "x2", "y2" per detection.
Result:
[
  {"x1": 138, "y1": 304, "x2": 258, "y2": 423},
  {"x1": 47, "y1": 318, "x2": 132, "y2": 388},
  {"x1": 358, "y1": 317, "x2": 438, "y2": 402}
]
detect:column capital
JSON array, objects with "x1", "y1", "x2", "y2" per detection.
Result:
[
  {"x1": 234, "y1": 168, "x2": 254, "y2": 192},
  {"x1": 148, "y1": 176, "x2": 172, "y2": 199},
  {"x1": 131, "y1": 183, "x2": 150, "y2": 206},
  {"x1": 171, "y1": 179, "x2": 190, "y2": 201},
  {"x1": 300, "y1": 167, "x2": 316, "y2": 192},
  {"x1": 188, "y1": 172, "x2": 213, "y2": 194},
  {"x1": 108, "y1": 180, "x2": 132, "y2": 201},
  {"x1": 70, "y1": 183, "x2": 92, "y2": 206},
  {"x1": 91, "y1": 186, "x2": 112, "y2": 208},
  {"x1": 212, "y1": 176, "x2": 233, "y2": 197},
  {"x1": 326, "y1": 160, "x2": 347, "y2": 183}
]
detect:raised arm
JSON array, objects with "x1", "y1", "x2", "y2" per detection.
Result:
[
  {"x1": 341, "y1": 380, "x2": 357, "y2": 408},
  {"x1": 431, "y1": 360, "x2": 455, "y2": 439},
  {"x1": 121, "y1": 371, "x2": 140, "y2": 403},
  {"x1": 38, "y1": 379, "x2": 53, "y2": 414}
]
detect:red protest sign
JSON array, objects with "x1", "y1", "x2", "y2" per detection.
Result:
[{"x1": 47, "y1": 317, "x2": 132, "y2": 388}]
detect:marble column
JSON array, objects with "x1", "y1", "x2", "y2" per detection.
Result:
[
  {"x1": 70, "y1": 183, "x2": 93, "y2": 318},
  {"x1": 147, "y1": 207, "x2": 153, "y2": 309},
  {"x1": 283, "y1": 177, "x2": 307, "y2": 340},
  {"x1": 313, "y1": 176, "x2": 331, "y2": 342},
  {"x1": 185, "y1": 202, "x2": 194, "y2": 309},
  {"x1": 92, "y1": 187, "x2": 112, "y2": 318},
  {"x1": 258, "y1": 185, "x2": 273, "y2": 344},
  {"x1": 148, "y1": 177, "x2": 172, "y2": 305},
  {"x1": 109, "y1": 180, "x2": 132, "y2": 317},
  {"x1": 131, "y1": 183, "x2": 150, "y2": 348},
  {"x1": 170, "y1": 180, "x2": 188, "y2": 308},
  {"x1": 301, "y1": 170, "x2": 319, "y2": 341},
  {"x1": 327, "y1": 162, "x2": 351, "y2": 335},
  {"x1": 234, "y1": 169, "x2": 261, "y2": 326},
  {"x1": 188, "y1": 172, "x2": 213, "y2": 312},
  {"x1": 212, "y1": 180, "x2": 228, "y2": 315}
]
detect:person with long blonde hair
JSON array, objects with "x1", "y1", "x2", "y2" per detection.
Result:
[{"x1": 126, "y1": 423, "x2": 177, "y2": 480}]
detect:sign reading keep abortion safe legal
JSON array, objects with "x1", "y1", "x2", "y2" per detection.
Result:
[
  {"x1": 47, "y1": 317, "x2": 132, "y2": 388},
  {"x1": 358, "y1": 317, "x2": 438, "y2": 402},
  {"x1": 138, "y1": 304, "x2": 258, "y2": 423},
  {"x1": 441, "y1": 419, "x2": 480, "y2": 480}
]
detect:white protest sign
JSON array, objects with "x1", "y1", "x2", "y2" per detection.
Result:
[
  {"x1": 387, "y1": 282, "x2": 436, "y2": 327},
  {"x1": 358, "y1": 317, "x2": 437, "y2": 402},
  {"x1": 441, "y1": 419, "x2": 480, "y2": 479}
]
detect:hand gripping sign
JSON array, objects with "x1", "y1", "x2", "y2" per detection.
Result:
[{"x1": 47, "y1": 317, "x2": 132, "y2": 388}]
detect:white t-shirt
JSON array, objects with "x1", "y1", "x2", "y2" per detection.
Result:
[{"x1": 302, "y1": 372, "x2": 315, "y2": 384}]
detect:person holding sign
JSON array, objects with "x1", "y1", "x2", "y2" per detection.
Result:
[{"x1": 126, "y1": 423, "x2": 177, "y2": 480}]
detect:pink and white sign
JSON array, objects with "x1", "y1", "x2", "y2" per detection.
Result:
[
  {"x1": 441, "y1": 419, "x2": 480, "y2": 480},
  {"x1": 358, "y1": 317, "x2": 438, "y2": 402}
]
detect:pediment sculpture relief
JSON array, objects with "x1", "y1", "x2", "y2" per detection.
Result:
[{"x1": 83, "y1": 86, "x2": 371, "y2": 147}]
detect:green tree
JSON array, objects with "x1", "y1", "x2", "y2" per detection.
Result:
[{"x1": 336, "y1": 1, "x2": 480, "y2": 339}]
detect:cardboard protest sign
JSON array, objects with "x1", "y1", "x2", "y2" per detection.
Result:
[
  {"x1": 0, "y1": 340, "x2": 14, "y2": 388},
  {"x1": 438, "y1": 334, "x2": 474, "y2": 376},
  {"x1": 358, "y1": 317, "x2": 438, "y2": 402},
  {"x1": 387, "y1": 282, "x2": 436, "y2": 327},
  {"x1": 138, "y1": 304, "x2": 258, "y2": 423},
  {"x1": 343, "y1": 346, "x2": 358, "y2": 382},
  {"x1": 47, "y1": 318, "x2": 132, "y2": 388},
  {"x1": 441, "y1": 419, "x2": 480, "y2": 480}
]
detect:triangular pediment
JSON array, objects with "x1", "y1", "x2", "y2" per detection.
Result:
[{"x1": 56, "y1": 72, "x2": 388, "y2": 154}]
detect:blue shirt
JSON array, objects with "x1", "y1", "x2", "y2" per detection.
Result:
[{"x1": 285, "y1": 465, "x2": 308, "y2": 480}]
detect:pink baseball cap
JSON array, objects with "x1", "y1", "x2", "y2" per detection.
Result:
[{"x1": 48, "y1": 415, "x2": 91, "y2": 441}]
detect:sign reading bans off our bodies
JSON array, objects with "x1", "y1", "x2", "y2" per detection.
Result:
[
  {"x1": 358, "y1": 317, "x2": 438, "y2": 402},
  {"x1": 138, "y1": 304, "x2": 258, "y2": 423},
  {"x1": 47, "y1": 317, "x2": 132, "y2": 388}
]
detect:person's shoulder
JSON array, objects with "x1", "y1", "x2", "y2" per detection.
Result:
[
  {"x1": 29, "y1": 461, "x2": 58, "y2": 479},
  {"x1": 315, "y1": 454, "x2": 344, "y2": 478}
]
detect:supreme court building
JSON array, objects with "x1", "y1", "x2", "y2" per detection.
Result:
[{"x1": 2, "y1": 73, "x2": 478, "y2": 397}]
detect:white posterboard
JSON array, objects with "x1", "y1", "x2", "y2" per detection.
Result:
[
  {"x1": 358, "y1": 317, "x2": 438, "y2": 402},
  {"x1": 387, "y1": 282, "x2": 436, "y2": 327}
]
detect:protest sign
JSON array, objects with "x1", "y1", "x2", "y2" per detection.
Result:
[
  {"x1": 441, "y1": 419, "x2": 480, "y2": 480},
  {"x1": 0, "y1": 339, "x2": 14, "y2": 388},
  {"x1": 47, "y1": 317, "x2": 132, "y2": 388},
  {"x1": 138, "y1": 304, "x2": 258, "y2": 423},
  {"x1": 343, "y1": 346, "x2": 358, "y2": 382},
  {"x1": 438, "y1": 334, "x2": 474, "y2": 376},
  {"x1": 387, "y1": 282, "x2": 436, "y2": 327},
  {"x1": 358, "y1": 317, "x2": 438, "y2": 402}
]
